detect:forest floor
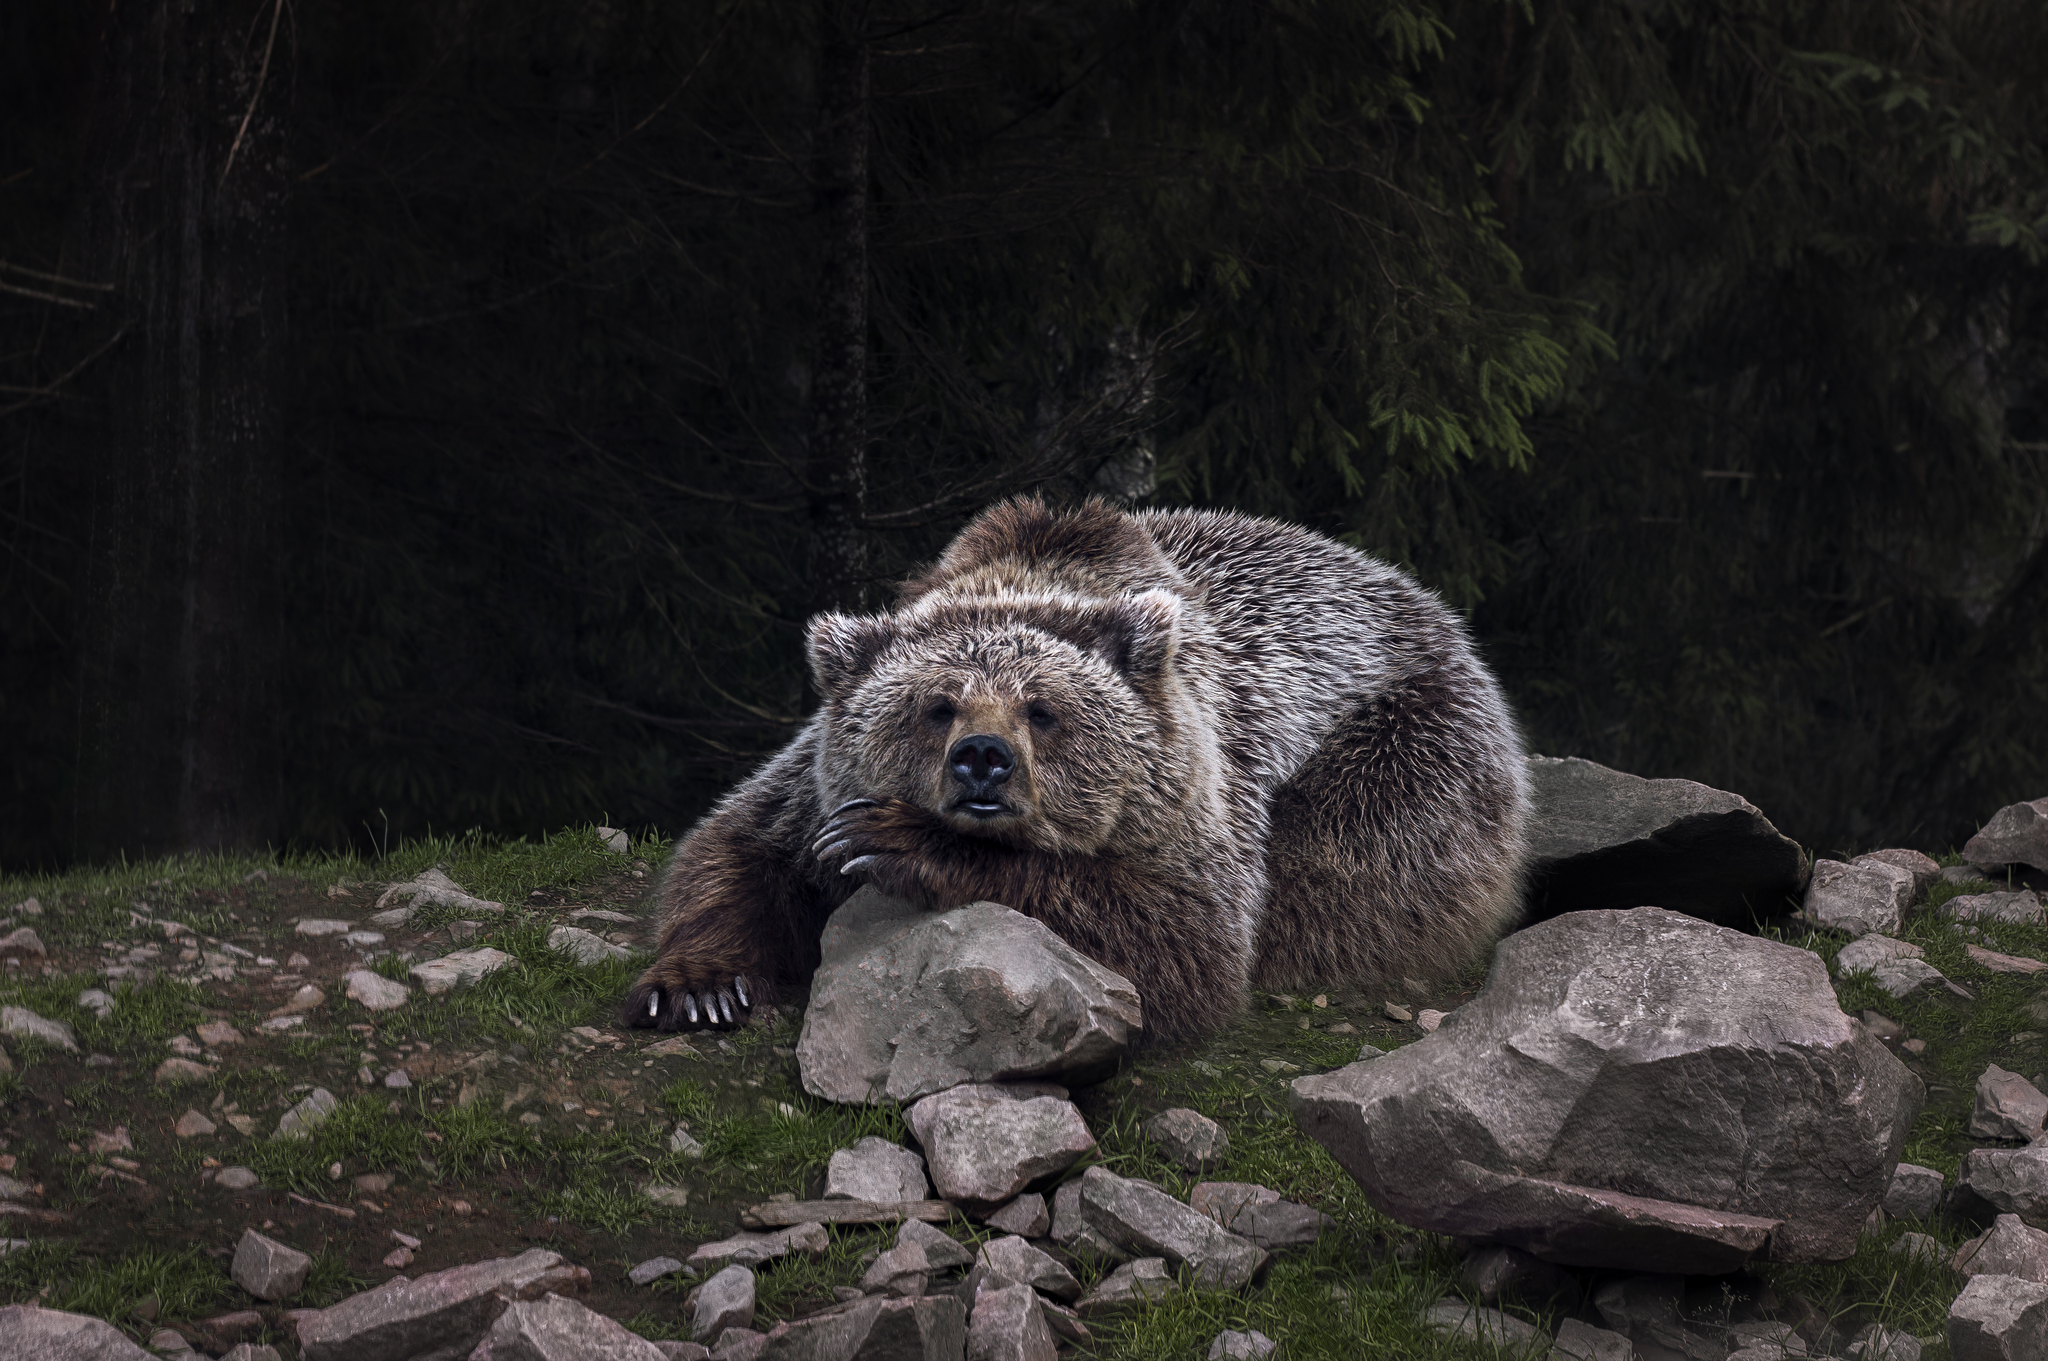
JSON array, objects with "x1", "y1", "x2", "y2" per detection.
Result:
[{"x1": 0, "y1": 829, "x2": 2023, "y2": 1358}]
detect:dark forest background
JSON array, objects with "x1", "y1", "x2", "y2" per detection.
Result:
[{"x1": 2, "y1": 0, "x2": 2044, "y2": 871}]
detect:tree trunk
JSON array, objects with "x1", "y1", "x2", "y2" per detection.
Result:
[
  {"x1": 71, "y1": 0, "x2": 289, "y2": 860},
  {"x1": 803, "y1": 0, "x2": 871, "y2": 623}
]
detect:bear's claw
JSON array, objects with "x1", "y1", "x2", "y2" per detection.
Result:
[{"x1": 625, "y1": 974, "x2": 757, "y2": 1031}]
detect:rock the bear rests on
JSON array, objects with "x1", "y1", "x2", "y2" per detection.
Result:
[{"x1": 622, "y1": 497, "x2": 1530, "y2": 1038}]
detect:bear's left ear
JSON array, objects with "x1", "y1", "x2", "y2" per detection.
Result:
[
  {"x1": 1097, "y1": 588, "x2": 1182, "y2": 683},
  {"x1": 807, "y1": 613, "x2": 897, "y2": 701}
]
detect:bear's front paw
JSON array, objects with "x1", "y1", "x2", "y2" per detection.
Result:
[
  {"x1": 621, "y1": 965, "x2": 765, "y2": 1031},
  {"x1": 813, "y1": 797, "x2": 942, "y2": 902}
]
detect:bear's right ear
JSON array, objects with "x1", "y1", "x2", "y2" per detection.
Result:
[{"x1": 806, "y1": 613, "x2": 897, "y2": 701}]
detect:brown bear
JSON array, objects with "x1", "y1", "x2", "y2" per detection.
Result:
[{"x1": 622, "y1": 497, "x2": 1529, "y2": 1039}]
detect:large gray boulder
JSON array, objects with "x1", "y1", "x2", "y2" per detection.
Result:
[
  {"x1": 1948, "y1": 1274, "x2": 2048, "y2": 1361},
  {"x1": 1965, "y1": 798, "x2": 2048, "y2": 875},
  {"x1": 903, "y1": 1082, "x2": 1095, "y2": 1209},
  {"x1": 1290, "y1": 907, "x2": 1923, "y2": 1272},
  {"x1": 0, "y1": 1303, "x2": 155, "y2": 1359},
  {"x1": 797, "y1": 890, "x2": 1142, "y2": 1104},
  {"x1": 1522, "y1": 757, "x2": 1808, "y2": 926}
]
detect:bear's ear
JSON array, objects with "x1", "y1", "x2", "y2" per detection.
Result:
[
  {"x1": 1095, "y1": 588, "x2": 1182, "y2": 683},
  {"x1": 806, "y1": 613, "x2": 896, "y2": 701}
]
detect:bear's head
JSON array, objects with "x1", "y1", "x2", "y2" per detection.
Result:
[{"x1": 805, "y1": 589, "x2": 1188, "y2": 854}]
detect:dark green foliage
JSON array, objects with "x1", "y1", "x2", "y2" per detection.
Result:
[{"x1": 1, "y1": 0, "x2": 2043, "y2": 864}]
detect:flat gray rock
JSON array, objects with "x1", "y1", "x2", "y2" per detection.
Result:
[
  {"x1": 796, "y1": 890, "x2": 1141, "y2": 1104},
  {"x1": 967, "y1": 1281, "x2": 1056, "y2": 1361},
  {"x1": 1956, "y1": 1215, "x2": 2048, "y2": 1284},
  {"x1": 858, "y1": 1241, "x2": 931, "y2": 1298},
  {"x1": 1870, "y1": 957, "x2": 1953, "y2": 999},
  {"x1": 0, "y1": 1303, "x2": 156, "y2": 1358},
  {"x1": 548, "y1": 926, "x2": 633, "y2": 967},
  {"x1": 343, "y1": 970, "x2": 410, "y2": 1012},
  {"x1": 630, "y1": 1256, "x2": 686, "y2": 1287},
  {"x1": 297, "y1": 1249, "x2": 587, "y2": 1361},
  {"x1": 1949, "y1": 892, "x2": 2047, "y2": 926},
  {"x1": 1965, "y1": 798, "x2": 2048, "y2": 874},
  {"x1": 1837, "y1": 935, "x2": 1925, "y2": 974},
  {"x1": 1, "y1": 1006, "x2": 77, "y2": 1051},
  {"x1": 894, "y1": 1218, "x2": 974, "y2": 1271},
  {"x1": 1457, "y1": 1244, "x2": 1581, "y2": 1308},
  {"x1": 692, "y1": 1265, "x2": 756, "y2": 1341},
  {"x1": 372, "y1": 868, "x2": 505, "y2": 919},
  {"x1": 904, "y1": 1083, "x2": 1095, "y2": 1209},
  {"x1": 1143, "y1": 1108, "x2": 1229, "y2": 1172},
  {"x1": 1290, "y1": 907, "x2": 1923, "y2": 1272},
  {"x1": 1856, "y1": 849, "x2": 1941, "y2": 900},
  {"x1": 1972, "y1": 1066, "x2": 2048, "y2": 1141},
  {"x1": 1422, "y1": 1298, "x2": 1548, "y2": 1351},
  {"x1": 409, "y1": 947, "x2": 518, "y2": 995},
  {"x1": 1049, "y1": 1181, "x2": 1130, "y2": 1267},
  {"x1": 1548, "y1": 1316, "x2": 1633, "y2": 1361},
  {"x1": 276, "y1": 1088, "x2": 338, "y2": 1139},
  {"x1": 825, "y1": 1136, "x2": 930, "y2": 1203},
  {"x1": 1207, "y1": 1330, "x2": 1276, "y2": 1361},
  {"x1": 1884, "y1": 1163, "x2": 1945, "y2": 1219},
  {"x1": 1848, "y1": 1323, "x2": 1923, "y2": 1361},
  {"x1": 1963, "y1": 1145, "x2": 2048, "y2": 1227},
  {"x1": 1186, "y1": 1182, "x2": 1332, "y2": 1249},
  {"x1": 472, "y1": 1292, "x2": 667, "y2": 1361},
  {"x1": 686, "y1": 1223, "x2": 828, "y2": 1272},
  {"x1": 1803, "y1": 858, "x2": 1916, "y2": 938},
  {"x1": 1077, "y1": 1166, "x2": 1269, "y2": 1290},
  {"x1": 1522, "y1": 756, "x2": 1807, "y2": 926},
  {"x1": 231, "y1": 1229, "x2": 311, "y2": 1301},
  {"x1": 1947, "y1": 1272, "x2": 2048, "y2": 1360}
]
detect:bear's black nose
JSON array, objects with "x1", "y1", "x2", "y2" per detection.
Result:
[{"x1": 949, "y1": 734, "x2": 1015, "y2": 791}]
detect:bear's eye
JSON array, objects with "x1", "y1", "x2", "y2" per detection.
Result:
[
  {"x1": 926, "y1": 700, "x2": 957, "y2": 727},
  {"x1": 1027, "y1": 703, "x2": 1056, "y2": 730}
]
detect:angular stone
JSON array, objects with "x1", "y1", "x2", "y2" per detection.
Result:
[
  {"x1": 686, "y1": 1222, "x2": 829, "y2": 1271},
  {"x1": 548, "y1": 926, "x2": 633, "y2": 967},
  {"x1": 294, "y1": 919, "x2": 353, "y2": 937},
  {"x1": 1077, "y1": 1167, "x2": 1268, "y2": 1290},
  {"x1": 1050, "y1": 1181, "x2": 1130, "y2": 1267},
  {"x1": 598, "y1": 827, "x2": 631, "y2": 854},
  {"x1": 1074, "y1": 1258, "x2": 1177, "y2": 1316},
  {"x1": 1974, "y1": 1066, "x2": 2048, "y2": 1142},
  {"x1": 656, "y1": 1345, "x2": 710, "y2": 1361},
  {"x1": 1848, "y1": 1323, "x2": 1922, "y2": 1361},
  {"x1": 197, "y1": 1021, "x2": 244, "y2": 1046},
  {"x1": 1836, "y1": 935, "x2": 1924, "y2": 974},
  {"x1": 150, "y1": 1326, "x2": 194, "y2": 1355},
  {"x1": 1521, "y1": 756, "x2": 1808, "y2": 927},
  {"x1": 271, "y1": 985, "x2": 326, "y2": 1016},
  {"x1": 1, "y1": 1006, "x2": 78, "y2": 1051},
  {"x1": 966, "y1": 1281, "x2": 1055, "y2": 1361},
  {"x1": 277, "y1": 1088, "x2": 338, "y2": 1138},
  {"x1": 216, "y1": 1167, "x2": 260, "y2": 1190},
  {"x1": 343, "y1": 970, "x2": 410, "y2": 1012},
  {"x1": 1290, "y1": 908, "x2": 1923, "y2": 1272},
  {"x1": 797, "y1": 890, "x2": 1142, "y2": 1104},
  {"x1": 297, "y1": 1249, "x2": 587, "y2": 1361},
  {"x1": 1871, "y1": 957, "x2": 1954, "y2": 999},
  {"x1": 629, "y1": 1257, "x2": 685, "y2": 1287},
  {"x1": 894, "y1": 1218, "x2": 974, "y2": 1271},
  {"x1": 1591, "y1": 1275, "x2": 1725, "y2": 1361},
  {"x1": 472, "y1": 1292, "x2": 667, "y2": 1361},
  {"x1": 977, "y1": 1236, "x2": 1080, "y2": 1301},
  {"x1": 1885, "y1": 1163, "x2": 1945, "y2": 1219},
  {"x1": 232, "y1": 1229, "x2": 313, "y2": 1301},
  {"x1": 693, "y1": 1265, "x2": 757, "y2": 1341},
  {"x1": 409, "y1": 948, "x2": 518, "y2": 995},
  {"x1": 670, "y1": 1126, "x2": 706, "y2": 1159},
  {"x1": 77, "y1": 989, "x2": 115, "y2": 1019},
  {"x1": 904, "y1": 1083, "x2": 1095, "y2": 1209},
  {"x1": 1143, "y1": 1108, "x2": 1229, "y2": 1172},
  {"x1": 1947, "y1": 1273, "x2": 2048, "y2": 1361},
  {"x1": 0, "y1": 928, "x2": 46, "y2": 956},
  {"x1": 826, "y1": 1136, "x2": 930, "y2": 1204},
  {"x1": 175, "y1": 1110, "x2": 217, "y2": 1138},
  {"x1": 982, "y1": 1194, "x2": 1048, "y2": 1239},
  {"x1": 1892, "y1": 1232, "x2": 1944, "y2": 1265},
  {"x1": 372, "y1": 868, "x2": 505, "y2": 919},
  {"x1": 1958, "y1": 1215, "x2": 2048, "y2": 1283},
  {"x1": 1855, "y1": 850, "x2": 1942, "y2": 901},
  {"x1": 1969, "y1": 945, "x2": 2048, "y2": 975},
  {"x1": 1423, "y1": 1297, "x2": 1548, "y2": 1351},
  {"x1": 1207, "y1": 1330, "x2": 1276, "y2": 1361},
  {"x1": 1186, "y1": 1182, "x2": 1333, "y2": 1250},
  {"x1": 1458, "y1": 1244, "x2": 1581, "y2": 1308},
  {"x1": 0, "y1": 1304, "x2": 155, "y2": 1359},
  {"x1": 1803, "y1": 858, "x2": 1916, "y2": 939},
  {"x1": 1949, "y1": 892, "x2": 2047, "y2": 926},
  {"x1": 754, "y1": 1294, "x2": 963, "y2": 1361},
  {"x1": 154, "y1": 1058, "x2": 213, "y2": 1084},
  {"x1": 1548, "y1": 1317, "x2": 1633, "y2": 1361},
  {"x1": 1965, "y1": 798, "x2": 2048, "y2": 873},
  {"x1": 859, "y1": 1242, "x2": 931, "y2": 1298}
]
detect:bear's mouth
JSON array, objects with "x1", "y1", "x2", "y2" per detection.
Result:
[{"x1": 955, "y1": 798, "x2": 1012, "y2": 819}]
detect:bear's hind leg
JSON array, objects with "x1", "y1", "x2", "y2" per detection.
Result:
[{"x1": 1253, "y1": 663, "x2": 1528, "y2": 991}]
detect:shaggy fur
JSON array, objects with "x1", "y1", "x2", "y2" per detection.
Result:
[{"x1": 621, "y1": 497, "x2": 1529, "y2": 1039}]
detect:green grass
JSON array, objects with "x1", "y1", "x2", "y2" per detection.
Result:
[{"x1": 0, "y1": 1239, "x2": 234, "y2": 1323}]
